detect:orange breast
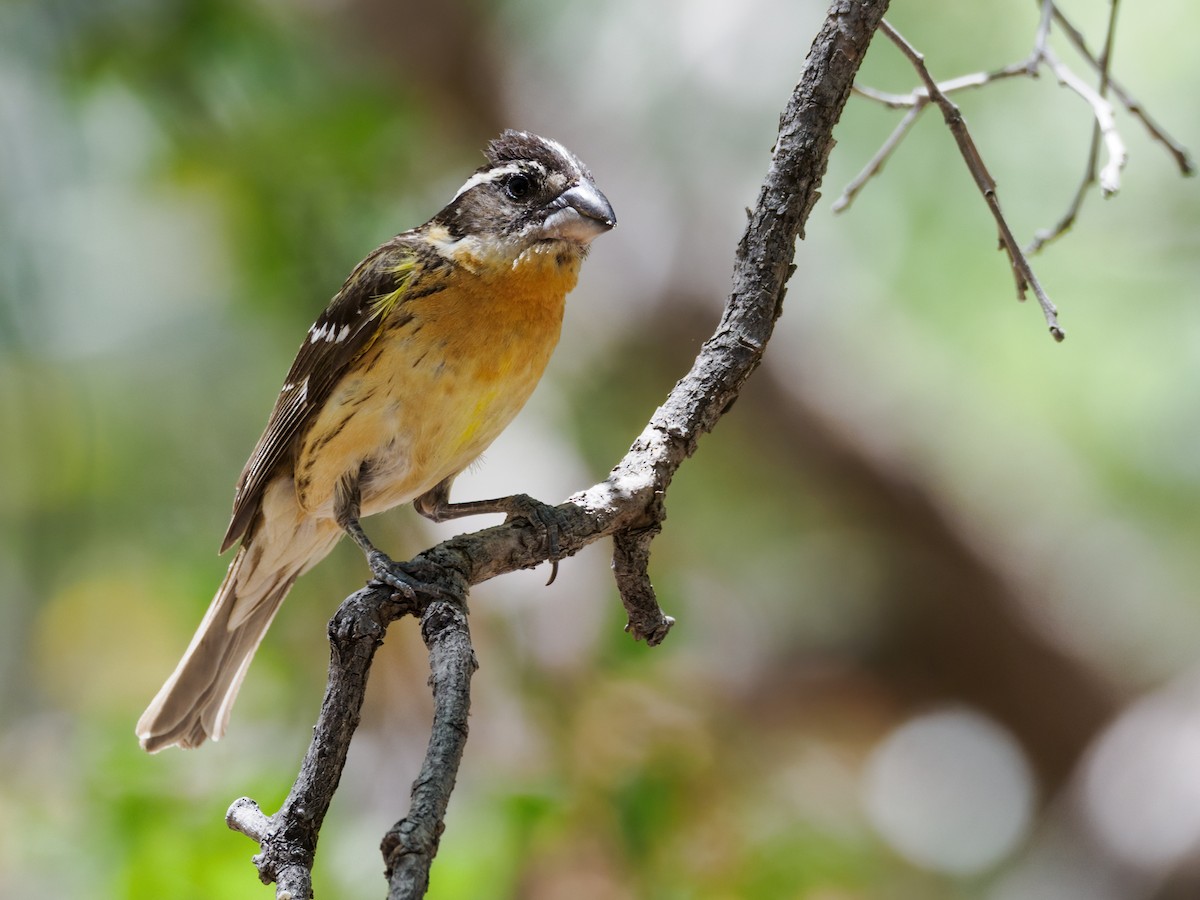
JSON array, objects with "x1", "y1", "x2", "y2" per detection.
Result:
[{"x1": 294, "y1": 243, "x2": 582, "y2": 519}]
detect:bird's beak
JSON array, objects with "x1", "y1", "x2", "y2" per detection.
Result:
[{"x1": 541, "y1": 181, "x2": 617, "y2": 246}]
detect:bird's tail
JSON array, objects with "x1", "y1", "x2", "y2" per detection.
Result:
[{"x1": 136, "y1": 522, "x2": 338, "y2": 752}]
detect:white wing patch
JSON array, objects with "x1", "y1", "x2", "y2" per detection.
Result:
[{"x1": 308, "y1": 323, "x2": 352, "y2": 343}]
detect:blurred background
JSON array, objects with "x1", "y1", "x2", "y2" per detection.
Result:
[{"x1": 2, "y1": 0, "x2": 1198, "y2": 897}]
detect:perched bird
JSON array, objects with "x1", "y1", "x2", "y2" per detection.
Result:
[{"x1": 137, "y1": 131, "x2": 615, "y2": 752}]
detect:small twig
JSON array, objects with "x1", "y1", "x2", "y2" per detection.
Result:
[
  {"x1": 1094, "y1": 0, "x2": 1118, "y2": 165},
  {"x1": 837, "y1": 61, "x2": 1037, "y2": 213},
  {"x1": 1044, "y1": 46, "x2": 1126, "y2": 194},
  {"x1": 1027, "y1": 1, "x2": 1118, "y2": 254},
  {"x1": 1032, "y1": 0, "x2": 1054, "y2": 62},
  {"x1": 833, "y1": 103, "x2": 922, "y2": 212},
  {"x1": 612, "y1": 525, "x2": 675, "y2": 645},
  {"x1": 878, "y1": 19, "x2": 1065, "y2": 340},
  {"x1": 848, "y1": 0, "x2": 1191, "y2": 267},
  {"x1": 1048, "y1": 1, "x2": 1195, "y2": 176},
  {"x1": 851, "y1": 83, "x2": 920, "y2": 109},
  {"x1": 852, "y1": 61, "x2": 1034, "y2": 112},
  {"x1": 1025, "y1": 127, "x2": 1100, "y2": 255}
]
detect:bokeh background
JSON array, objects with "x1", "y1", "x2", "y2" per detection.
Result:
[{"x1": 2, "y1": 0, "x2": 1199, "y2": 897}]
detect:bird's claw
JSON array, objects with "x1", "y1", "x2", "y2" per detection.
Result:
[
  {"x1": 367, "y1": 550, "x2": 419, "y2": 600},
  {"x1": 502, "y1": 494, "x2": 565, "y2": 585},
  {"x1": 367, "y1": 551, "x2": 458, "y2": 604}
]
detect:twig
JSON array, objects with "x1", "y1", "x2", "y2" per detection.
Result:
[
  {"x1": 1026, "y1": 135, "x2": 1099, "y2": 254},
  {"x1": 833, "y1": 103, "x2": 923, "y2": 212},
  {"x1": 1047, "y1": 47, "x2": 1125, "y2": 195},
  {"x1": 224, "y1": 0, "x2": 892, "y2": 894},
  {"x1": 845, "y1": 0, "x2": 1192, "y2": 271},
  {"x1": 1032, "y1": 0, "x2": 1054, "y2": 62},
  {"x1": 613, "y1": 526, "x2": 674, "y2": 645},
  {"x1": 877, "y1": 19, "x2": 1065, "y2": 340},
  {"x1": 1027, "y1": 0, "x2": 1124, "y2": 252},
  {"x1": 381, "y1": 592, "x2": 477, "y2": 899},
  {"x1": 849, "y1": 62, "x2": 1031, "y2": 110},
  {"x1": 834, "y1": 60, "x2": 1036, "y2": 213},
  {"x1": 1048, "y1": 1, "x2": 1195, "y2": 176},
  {"x1": 836, "y1": 61, "x2": 1037, "y2": 214}
]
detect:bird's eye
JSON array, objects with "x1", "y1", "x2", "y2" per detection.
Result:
[{"x1": 504, "y1": 173, "x2": 534, "y2": 201}]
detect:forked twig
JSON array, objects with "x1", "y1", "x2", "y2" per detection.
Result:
[
  {"x1": 1046, "y1": 46, "x2": 1125, "y2": 196},
  {"x1": 1048, "y1": 2, "x2": 1195, "y2": 177},
  {"x1": 1027, "y1": 0, "x2": 1123, "y2": 252},
  {"x1": 876, "y1": 19, "x2": 1065, "y2": 341},
  {"x1": 226, "y1": 564, "x2": 470, "y2": 900},
  {"x1": 840, "y1": 0, "x2": 1192, "y2": 303}
]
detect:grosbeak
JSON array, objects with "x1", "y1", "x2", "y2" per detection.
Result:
[{"x1": 137, "y1": 131, "x2": 615, "y2": 752}]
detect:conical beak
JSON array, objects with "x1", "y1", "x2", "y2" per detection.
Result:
[{"x1": 541, "y1": 181, "x2": 616, "y2": 245}]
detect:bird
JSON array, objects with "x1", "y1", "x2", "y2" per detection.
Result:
[{"x1": 136, "y1": 131, "x2": 615, "y2": 752}]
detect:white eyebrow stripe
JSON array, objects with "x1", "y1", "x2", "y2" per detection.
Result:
[{"x1": 452, "y1": 163, "x2": 524, "y2": 201}]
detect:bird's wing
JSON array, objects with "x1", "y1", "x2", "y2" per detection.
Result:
[{"x1": 220, "y1": 237, "x2": 425, "y2": 552}]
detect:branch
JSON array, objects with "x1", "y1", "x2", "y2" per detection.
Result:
[
  {"x1": 226, "y1": 0, "x2": 891, "y2": 895},
  {"x1": 1046, "y1": 44, "x2": 1126, "y2": 196},
  {"x1": 877, "y1": 19, "x2": 1065, "y2": 341},
  {"x1": 613, "y1": 525, "x2": 674, "y2": 645},
  {"x1": 842, "y1": 1, "x2": 1192, "y2": 290},
  {"x1": 1026, "y1": 0, "x2": 1123, "y2": 252},
  {"x1": 381, "y1": 590, "x2": 477, "y2": 898},
  {"x1": 832, "y1": 102, "x2": 921, "y2": 213},
  {"x1": 227, "y1": 581, "x2": 434, "y2": 898},
  {"x1": 1048, "y1": 0, "x2": 1195, "y2": 177}
]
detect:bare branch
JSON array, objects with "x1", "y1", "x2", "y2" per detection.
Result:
[
  {"x1": 832, "y1": 102, "x2": 923, "y2": 213},
  {"x1": 1048, "y1": 1, "x2": 1195, "y2": 176},
  {"x1": 846, "y1": 0, "x2": 1192, "y2": 267},
  {"x1": 613, "y1": 526, "x2": 675, "y2": 645},
  {"x1": 382, "y1": 592, "x2": 477, "y2": 899},
  {"x1": 837, "y1": 61, "x2": 1032, "y2": 214},
  {"x1": 877, "y1": 19, "x2": 1065, "y2": 341},
  {"x1": 1024, "y1": 138, "x2": 1095, "y2": 254},
  {"x1": 1033, "y1": 0, "x2": 1054, "y2": 61},
  {"x1": 1044, "y1": 47, "x2": 1126, "y2": 195},
  {"x1": 852, "y1": 60, "x2": 1036, "y2": 114},
  {"x1": 226, "y1": 578, "x2": 442, "y2": 900},
  {"x1": 1026, "y1": 0, "x2": 1121, "y2": 253}
]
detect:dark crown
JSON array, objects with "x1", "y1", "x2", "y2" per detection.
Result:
[{"x1": 485, "y1": 130, "x2": 591, "y2": 181}]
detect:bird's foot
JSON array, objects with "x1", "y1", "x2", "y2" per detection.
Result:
[
  {"x1": 498, "y1": 494, "x2": 569, "y2": 585},
  {"x1": 365, "y1": 550, "x2": 427, "y2": 600},
  {"x1": 367, "y1": 554, "x2": 456, "y2": 602}
]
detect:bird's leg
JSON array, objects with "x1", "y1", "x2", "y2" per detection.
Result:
[
  {"x1": 414, "y1": 477, "x2": 567, "y2": 584},
  {"x1": 334, "y1": 469, "x2": 424, "y2": 599}
]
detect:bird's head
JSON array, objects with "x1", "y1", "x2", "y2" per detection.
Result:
[{"x1": 433, "y1": 131, "x2": 616, "y2": 264}]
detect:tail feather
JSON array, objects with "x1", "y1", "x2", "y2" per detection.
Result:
[
  {"x1": 139, "y1": 473, "x2": 345, "y2": 752},
  {"x1": 136, "y1": 546, "x2": 297, "y2": 752}
]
